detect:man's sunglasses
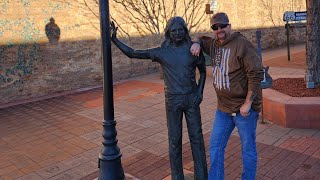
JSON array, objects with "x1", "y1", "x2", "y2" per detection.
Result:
[{"x1": 211, "y1": 24, "x2": 229, "y2": 31}]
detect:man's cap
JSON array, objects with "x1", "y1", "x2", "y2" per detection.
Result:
[{"x1": 211, "y1": 12, "x2": 229, "y2": 25}]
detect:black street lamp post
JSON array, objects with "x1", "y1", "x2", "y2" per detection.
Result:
[{"x1": 98, "y1": 0, "x2": 125, "y2": 179}]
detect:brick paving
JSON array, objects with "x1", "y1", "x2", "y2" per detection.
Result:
[
  {"x1": 264, "y1": 51, "x2": 306, "y2": 70},
  {"x1": 1, "y1": 44, "x2": 320, "y2": 180}
]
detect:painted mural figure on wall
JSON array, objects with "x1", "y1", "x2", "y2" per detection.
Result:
[
  {"x1": 110, "y1": 17, "x2": 208, "y2": 180},
  {"x1": 45, "y1": 17, "x2": 61, "y2": 44}
]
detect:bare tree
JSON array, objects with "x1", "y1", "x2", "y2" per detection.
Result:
[
  {"x1": 306, "y1": 0, "x2": 320, "y2": 86},
  {"x1": 113, "y1": 0, "x2": 206, "y2": 35},
  {"x1": 57, "y1": 0, "x2": 130, "y2": 37},
  {"x1": 291, "y1": 0, "x2": 303, "y2": 11},
  {"x1": 259, "y1": 0, "x2": 305, "y2": 26},
  {"x1": 59, "y1": 0, "x2": 206, "y2": 37},
  {"x1": 260, "y1": 0, "x2": 276, "y2": 26}
]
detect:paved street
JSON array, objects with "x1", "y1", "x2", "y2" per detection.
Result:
[{"x1": 1, "y1": 44, "x2": 320, "y2": 180}]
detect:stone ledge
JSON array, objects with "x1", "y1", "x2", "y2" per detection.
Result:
[{"x1": 262, "y1": 89, "x2": 320, "y2": 129}]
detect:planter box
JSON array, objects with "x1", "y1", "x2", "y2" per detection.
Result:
[{"x1": 262, "y1": 89, "x2": 320, "y2": 129}]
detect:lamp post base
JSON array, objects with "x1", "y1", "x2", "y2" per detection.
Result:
[{"x1": 98, "y1": 156, "x2": 125, "y2": 180}]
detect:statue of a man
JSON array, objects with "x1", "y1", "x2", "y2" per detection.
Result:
[{"x1": 111, "y1": 17, "x2": 207, "y2": 180}]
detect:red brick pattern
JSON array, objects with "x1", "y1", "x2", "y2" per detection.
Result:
[
  {"x1": 264, "y1": 51, "x2": 306, "y2": 69},
  {"x1": 1, "y1": 76, "x2": 319, "y2": 179},
  {"x1": 119, "y1": 135, "x2": 320, "y2": 180}
]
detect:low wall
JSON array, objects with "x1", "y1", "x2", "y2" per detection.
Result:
[
  {"x1": 0, "y1": 27, "x2": 305, "y2": 105},
  {"x1": 0, "y1": 38, "x2": 160, "y2": 105},
  {"x1": 263, "y1": 89, "x2": 320, "y2": 129}
]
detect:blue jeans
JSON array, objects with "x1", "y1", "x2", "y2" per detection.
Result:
[{"x1": 208, "y1": 108, "x2": 259, "y2": 180}]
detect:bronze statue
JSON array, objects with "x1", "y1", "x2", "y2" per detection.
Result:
[{"x1": 111, "y1": 17, "x2": 207, "y2": 180}]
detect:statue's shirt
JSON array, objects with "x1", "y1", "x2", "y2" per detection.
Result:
[{"x1": 148, "y1": 44, "x2": 205, "y2": 95}]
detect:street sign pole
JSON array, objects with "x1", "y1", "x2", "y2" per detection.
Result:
[
  {"x1": 286, "y1": 22, "x2": 291, "y2": 62},
  {"x1": 256, "y1": 30, "x2": 267, "y2": 124},
  {"x1": 283, "y1": 11, "x2": 307, "y2": 62},
  {"x1": 98, "y1": 0, "x2": 125, "y2": 179}
]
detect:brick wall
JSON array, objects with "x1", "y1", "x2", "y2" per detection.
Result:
[{"x1": 0, "y1": 0, "x2": 306, "y2": 105}]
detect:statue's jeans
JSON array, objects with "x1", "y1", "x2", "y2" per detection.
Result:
[{"x1": 165, "y1": 93, "x2": 208, "y2": 180}]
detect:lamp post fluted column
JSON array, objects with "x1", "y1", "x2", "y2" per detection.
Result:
[{"x1": 98, "y1": 0, "x2": 125, "y2": 179}]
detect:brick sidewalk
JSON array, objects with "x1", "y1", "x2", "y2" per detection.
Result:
[
  {"x1": 264, "y1": 51, "x2": 306, "y2": 70},
  {"x1": 1, "y1": 45, "x2": 320, "y2": 180}
]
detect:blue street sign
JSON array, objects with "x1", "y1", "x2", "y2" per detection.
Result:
[{"x1": 283, "y1": 11, "x2": 307, "y2": 21}]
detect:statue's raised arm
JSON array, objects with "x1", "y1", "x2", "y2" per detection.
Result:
[{"x1": 110, "y1": 22, "x2": 152, "y2": 59}]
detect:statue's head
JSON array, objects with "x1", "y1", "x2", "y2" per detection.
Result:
[{"x1": 162, "y1": 16, "x2": 191, "y2": 47}]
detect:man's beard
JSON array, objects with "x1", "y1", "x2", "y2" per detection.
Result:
[{"x1": 216, "y1": 31, "x2": 226, "y2": 40}]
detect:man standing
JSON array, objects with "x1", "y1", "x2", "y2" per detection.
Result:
[
  {"x1": 111, "y1": 17, "x2": 208, "y2": 180},
  {"x1": 190, "y1": 12, "x2": 264, "y2": 180}
]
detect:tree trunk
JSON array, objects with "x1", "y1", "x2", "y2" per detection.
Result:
[{"x1": 306, "y1": 0, "x2": 320, "y2": 86}]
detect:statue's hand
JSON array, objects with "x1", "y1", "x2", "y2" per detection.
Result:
[
  {"x1": 110, "y1": 21, "x2": 118, "y2": 39},
  {"x1": 193, "y1": 91, "x2": 203, "y2": 107}
]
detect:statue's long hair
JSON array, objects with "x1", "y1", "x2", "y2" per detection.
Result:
[{"x1": 161, "y1": 16, "x2": 191, "y2": 47}]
